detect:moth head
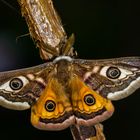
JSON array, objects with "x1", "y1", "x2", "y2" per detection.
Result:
[
  {"x1": 70, "y1": 76, "x2": 114, "y2": 126},
  {"x1": 31, "y1": 78, "x2": 74, "y2": 131}
]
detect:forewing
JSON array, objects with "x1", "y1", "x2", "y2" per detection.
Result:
[
  {"x1": 31, "y1": 78, "x2": 74, "y2": 131},
  {"x1": 73, "y1": 57, "x2": 140, "y2": 100},
  {"x1": 0, "y1": 62, "x2": 53, "y2": 110}
]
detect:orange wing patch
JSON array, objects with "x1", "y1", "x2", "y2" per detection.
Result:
[
  {"x1": 31, "y1": 78, "x2": 74, "y2": 130},
  {"x1": 31, "y1": 76, "x2": 114, "y2": 130},
  {"x1": 70, "y1": 76, "x2": 114, "y2": 126}
]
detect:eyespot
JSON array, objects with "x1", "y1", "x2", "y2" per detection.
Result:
[
  {"x1": 0, "y1": 76, "x2": 29, "y2": 92},
  {"x1": 45, "y1": 100, "x2": 56, "y2": 112},
  {"x1": 106, "y1": 67, "x2": 121, "y2": 79},
  {"x1": 100, "y1": 66, "x2": 133, "y2": 80},
  {"x1": 84, "y1": 94, "x2": 95, "y2": 106},
  {"x1": 10, "y1": 78, "x2": 23, "y2": 90}
]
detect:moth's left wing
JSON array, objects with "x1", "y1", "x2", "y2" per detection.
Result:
[
  {"x1": 73, "y1": 57, "x2": 140, "y2": 100},
  {"x1": 0, "y1": 62, "x2": 53, "y2": 110}
]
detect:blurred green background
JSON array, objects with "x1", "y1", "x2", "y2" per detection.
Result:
[{"x1": 0, "y1": 0, "x2": 140, "y2": 140}]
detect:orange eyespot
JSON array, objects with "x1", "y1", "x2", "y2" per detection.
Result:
[
  {"x1": 45, "y1": 100, "x2": 56, "y2": 112},
  {"x1": 84, "y1": 94, "x2": 95, "y2": 106}
]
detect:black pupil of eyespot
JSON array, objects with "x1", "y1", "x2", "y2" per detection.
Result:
[
  {"x1": 47, "y1": 103, "x2": 54, "y2": 110},
  {"x1": 107, "y1": 67, "x2": 121, "y2": 79},
  {"x1": 111, "y1": 70, "x2": 118, "y2": 76},
  {"x1": 45, "y1": 100, "x2": 56, "y2": 112},
  {"x1": 10, "y1": 78, "x2": 23, "y2": 90},
  {"x1": 84, "y1": 94, "x2": 95, "y2": 106}
]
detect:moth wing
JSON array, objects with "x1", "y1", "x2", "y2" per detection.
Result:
[
  {"x1": 31, "y1": 78, "x2": 74, "y2": 131},
  {"x1": 73, "y1": 57, "x2": 140, "y2": 100},
  {"x1": 70, "y1": 76, "x2": 114, "y2": 126},
  {"x1": 0, "y1": 62, "x2": 53, "y2": 110}
]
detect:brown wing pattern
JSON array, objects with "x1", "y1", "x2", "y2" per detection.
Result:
[
  {"x1": 73, "y1": 57, "x2": 140, "y2": 100},
  {"x1": 0, "y1": 62, "x2": 53, "y2": 110}
]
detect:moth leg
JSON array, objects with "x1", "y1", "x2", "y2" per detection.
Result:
[{"x1": 70, "y1": 124, "x2": 106, "y2": 140}]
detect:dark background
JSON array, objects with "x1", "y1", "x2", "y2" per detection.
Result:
[{"x1": 0, "y1": 0, "x2": 140, "y2": 139}]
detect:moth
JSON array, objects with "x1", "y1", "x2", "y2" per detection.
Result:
[{"x1": 0, "y1": 0, "x2": 140, "y2": 140}]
